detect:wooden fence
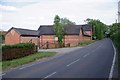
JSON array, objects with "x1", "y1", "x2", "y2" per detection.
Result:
[
  {"x1": 40, "y1": 42, "x2": 70, "y2": 49},
  {"x1": 2, "y1": 45, "x2": 38, "y2": 61}
]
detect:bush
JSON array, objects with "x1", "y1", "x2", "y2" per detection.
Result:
[
  {"x1": 2, "y1": 43, "x2": 34, "y2": 50},
  {"x1": 2, "y1": 43, "x2": 37, "y2": 60},
  {"x1": 111, "y1": 30, "x2": 120, "y2": 70}
]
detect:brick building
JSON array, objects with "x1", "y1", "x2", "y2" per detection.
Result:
[
  {"x1": 5, "y1": 28, "x2": 38, "y2": 45},
  {"x1": 5, "y1": 24, "x2": 92, "y2": 48}
]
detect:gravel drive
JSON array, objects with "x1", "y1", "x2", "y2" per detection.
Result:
[{"x1": 38, "y1": 47, "x2": 82, "y2": 54}]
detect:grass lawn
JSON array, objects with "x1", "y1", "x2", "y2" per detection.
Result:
[
  {"x1": 1, "y1": 52, "x2": 56, "y2": 71},
  {"x1": 79, "y1": 40, "x2": 96, "y2": 46}
]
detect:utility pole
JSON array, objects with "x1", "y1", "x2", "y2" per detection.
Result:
[{"x1": 118, "y1": 1, "x2": 120, "y2": 23}]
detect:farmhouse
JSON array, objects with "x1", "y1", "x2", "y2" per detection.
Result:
[{"x1": 5, "y1": 24, "x2": 92, "y2": 48}]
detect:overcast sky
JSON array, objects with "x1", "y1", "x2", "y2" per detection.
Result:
[{"x1": 0, "y1": 0, "x2": 119, "y2": 31}]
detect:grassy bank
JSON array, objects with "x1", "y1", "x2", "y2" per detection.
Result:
[
  {"x1": 1, "y1": 52, "x2": 56, "y2": 70},
  {"x1": 79, "y1": 40, "x2": 96, "y2": 46}
]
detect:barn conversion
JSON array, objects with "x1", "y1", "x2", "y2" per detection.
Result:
[{"x1": 5, "y1": 24, "x2": 92, "y2": 48}]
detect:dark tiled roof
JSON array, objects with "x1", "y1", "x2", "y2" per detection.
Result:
[
  {"x1": 38, "y1": 25, "x2": 83, "y2": 35},
  {"x1": 82, "y1": 24, "x2": 92, "y2": 31},
  {"x1": 38, "y1": 25, "x2": 54, "y2": 35},
  {"x1": 8, "y1": 24, "x2": 92, "y2": 37},
  {"x1": 64, "y1": 25, "x2": 82, "y2": 35},
  {"x1": 82, "y1": 24, "x2": 92, "y2": 37},
  {"x1": 12, "y1": 27, "x2": 38, "y2": 37}
]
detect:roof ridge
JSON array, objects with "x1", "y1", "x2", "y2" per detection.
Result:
[
  {"x1": 40, "y1": 25, "x2": 53, "y2": 27},
  {"x1": 13, "y1": 27, "x2": 37, "y2": 31}
]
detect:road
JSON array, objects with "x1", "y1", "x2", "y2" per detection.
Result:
[{"x1": 2, "y1": 38, "x2": 117, "y2": 79}]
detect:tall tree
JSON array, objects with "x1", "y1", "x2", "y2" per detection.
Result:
[{"x1": 53, "y1": 15, "x2": 64, "y2": 46}]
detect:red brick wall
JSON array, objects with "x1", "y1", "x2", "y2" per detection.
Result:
[
  {"x1": 39, "y1": 35, "x2": 80, "y2": 47},
  {"x1": 5, "y1": 29, "x2": 20, "y2": 45},
  {"x1": 39, "y1": 35, "x2": 55, "y2": 48},
  {"x1": 21, "y1": 37, "x2": 38, "y2": 45},
  {"x1": 64, "y1": 35, "x2": 79, "y2": 47}
]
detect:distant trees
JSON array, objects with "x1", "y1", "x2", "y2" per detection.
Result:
[
  {"x1": 109, "y1": 23, "x2": 120, "y2": 36},
  {"x1": 85, "y1": 18, "x2": 108, "y2": 40},
  {"x1": 109, "y1": 23, "x2": 120, "y2": 46},
  {"x1": 61, "y1": 18, "x2": 76, "y2": 26}
]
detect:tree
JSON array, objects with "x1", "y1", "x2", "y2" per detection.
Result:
[
  {"x1": 60, "y1": 18, "x2": 76, "y2": 26},
  {"x1": 2, "y1": 35, "x2": 5, "y2": 41},
  {"x1": 53, "y1": 15, "x2": 64, "y2": 46},
  {"x1": 85, "y1": 18, "x2": 108, "y2": 40},
  {"x1": 53, "y1": 15, "x2": 76, "y2": 46},
  {"x1": 109, "y1": 23, "x2": 120, "y2": 36}
]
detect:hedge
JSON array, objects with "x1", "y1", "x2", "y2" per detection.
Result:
[
  {"x1": 111, "y1": 30, "x2": 120, "y2": 72},
  {"x1": 2, "y1": 43, "x2": 37, "y2": 60}
]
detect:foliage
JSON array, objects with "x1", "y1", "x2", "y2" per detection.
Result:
[
  {"x1": 2, "y1": 43, "x2": 35, "y2": 51},
  {"x1": 53, "y1": 15, "x2": 64, "y2": 45},
  {"x1": 2, "y1": 52, "x2": 56, "y2": 70},
  {"x1": 85, "y1": 18, "x2": 108, "y2": 40},
  {"x1": 61, "y1": 18, "x2": 76, "y2": 26},
  {"x1": 109, "y1": 23, "x2": 120, "y2": 36},
  {"x1": 2, "y1": 35, "x2": 5, "y2": 41},
  {"x1": 110, "y1": 23, "x2": 120, "y2": 69},
  {"x1": 53, "y1": 15, "x2": 76, "y2": 46},
  {"x1": 2, "y1": 43, "x2": 36, "y2": 60}
]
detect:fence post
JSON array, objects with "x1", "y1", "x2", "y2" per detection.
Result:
[{"x1": 46, "y1": 41, "x2": 48, "y2": 49}]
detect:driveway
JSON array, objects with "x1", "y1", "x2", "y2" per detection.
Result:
[{"x1": 38, "y1": 46, "x2": 82, "y2": 54}]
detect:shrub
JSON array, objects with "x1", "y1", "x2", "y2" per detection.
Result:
[
  {"x1": 2, "y1": 43, "x2": 37, "y2": 60},
  {"x1": 111, "y1": 30, "x2": 120, "y2": 71}
]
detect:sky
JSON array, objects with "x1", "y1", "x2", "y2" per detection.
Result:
[{"x1": 0, "y1": 0, "x2": 119, "y2": 31}]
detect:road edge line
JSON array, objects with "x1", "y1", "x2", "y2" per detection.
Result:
[{"x1": 108, "y1": 41, "x2": 117, "y2": 80}]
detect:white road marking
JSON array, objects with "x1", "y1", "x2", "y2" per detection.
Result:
[
  {"x1": 67, "y1": 44, "x2": 103, "y2": 67},
  {"x1": 67, "y1": 59, "x2": 80, "y2": 67},
  {"x1": 83, "y1": 53, "x2": 90, "y2": 57},
  {"x1": 108, "y1": 42, "x2": 117, "y2": 80},
  {"x1": 83, "y1": 44, "x2": 102, "y2": 58},
  {"x1": 44, "y1": 72, "x2": 56, "y2": 79}
]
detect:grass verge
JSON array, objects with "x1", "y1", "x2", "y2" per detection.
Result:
[
  {"x1": 79, "y1": 40, "x2": 96, "y2": 46},
  {"x1": 1, "y1": 52, "x2": 56, "y2": 71}
]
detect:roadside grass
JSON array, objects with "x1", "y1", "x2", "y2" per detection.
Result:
[
  {"x1": 79, "y1": 40, "x2": 96, "y2": 46},
  {"x1": 1, "y1": 52, "x2": 56, "y2": 71}
]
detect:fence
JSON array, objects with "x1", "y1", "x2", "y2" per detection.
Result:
[
  {"x1": 40, "y1": 41, "x2": 70, "y2": 49},
  {"x1": 2, "y1": 43, "x2": 38, "y2": 60}
]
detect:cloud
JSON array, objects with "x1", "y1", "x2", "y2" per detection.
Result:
[
  {"x1": 1, "y1": 0, "x2": 118, "y2": 31},
  {"x1": 1, "y1": 0, "x2": 41, "y2": 2},
  {"x1": 0, "y1": 5, "x2": 17, "y2": 11}
]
